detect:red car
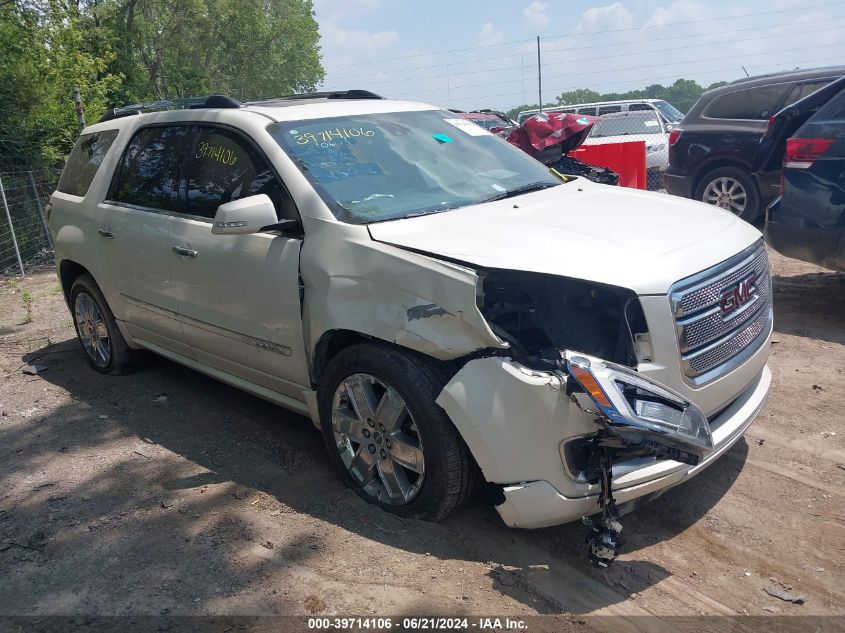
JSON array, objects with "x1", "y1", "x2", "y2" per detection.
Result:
[{"x1": 454, "y1": 110, "x2": 516, "y2": 136}]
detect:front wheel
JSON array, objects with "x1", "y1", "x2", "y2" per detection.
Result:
[
  {"x1": 317, "y1": 343, "x2": 476, "y2": 521},
  {"x1": 695, "y1": 166, "x2": 760, "y2": 221}
]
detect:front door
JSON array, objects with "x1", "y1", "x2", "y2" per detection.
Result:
[{"x1": 169, "y1": 125, "x2": 310, "y2": 398}]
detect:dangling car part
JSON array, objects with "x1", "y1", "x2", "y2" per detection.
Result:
[
  {"x1": 556, "y1": 350, "x2": 714, "y2": 566},
  {"x1": 506, "y1": 111, "x2": 620, "y2": 185}
]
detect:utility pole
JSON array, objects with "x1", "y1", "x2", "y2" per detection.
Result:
[
  {"x1": 537, "y1": 36, "x2": 542, "y2": 112},
  {"x1": 73, "y1": 87, "x2": 86, "y2": 130}
]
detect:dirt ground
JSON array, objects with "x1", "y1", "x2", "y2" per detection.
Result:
[{"x1": 1, "y1": 250, "x2": 843, "y2": 627}]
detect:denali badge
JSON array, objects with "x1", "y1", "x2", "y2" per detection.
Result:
[{"x1": 720, "y1": 272, "x2": 757, "y2": 316}]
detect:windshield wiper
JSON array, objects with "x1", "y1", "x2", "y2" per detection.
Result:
[{"x1": 481, "y1": 181, "x2": 558, "y2": 203}]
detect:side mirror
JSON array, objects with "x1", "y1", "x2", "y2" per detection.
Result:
[{"x1": 212, "y1": 194, "x2": 278, "y2": 235}]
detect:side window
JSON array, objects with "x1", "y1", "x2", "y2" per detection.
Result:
[
  {"x1": 578, "y1": 107, "x2": 597, "y2": 115},
  {"x1": 187, "y1": 127, "x2": 295, "y2": 221},
  {"x1": 56, "y1": 130, "x2": 119, "y2": 197},
  {"x1": 110, "y1": 126, "x2": 191, "y2": 211},
  {"x1": 783, "y1": 80, "x2": 833, "y2": 107},
  {"x1": 810, "y1": 87, "x2": 845, "y2": 120},
  {"x1": 628, "y1": 103, "x2": 653, "y2": 112},
  {"x1": 703, "y1": 83, "x2": 790, "y2": 120},
  {"x1": 598, "y1": 105, "x2": 622, "y2": 115}
]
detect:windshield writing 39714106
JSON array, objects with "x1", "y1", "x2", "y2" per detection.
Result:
[{"x1": 294, "y1": 128, "x2": 375, "y2": 145}]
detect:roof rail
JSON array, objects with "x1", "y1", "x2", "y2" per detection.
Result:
[
  {"x1": 246, "y1": 90, "x2": 384, "y2": 105},
  {"x1": 98, "y1": 94, "x2": 242, "y2": 123}
]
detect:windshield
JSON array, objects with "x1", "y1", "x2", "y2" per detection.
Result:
[
  {"x1": 654, "y1": 100, "x2": 684, "y2": 122},
  {"x1": 269, "y1": 110, "x2": 560, "y2": 224},
  {"x1": 590, "y1": 115, "x2": 663, "y2": 138}
]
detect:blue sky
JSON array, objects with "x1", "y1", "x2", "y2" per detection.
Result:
[{"x1": 312, "y1": 0, "x2": 845, "y2": 111}]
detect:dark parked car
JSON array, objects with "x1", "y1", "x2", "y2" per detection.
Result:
[
  {"x1": 755, "y1": 78, "x2": 845, "y2": 271},
  {"x1": 664, "y1": 66, "x2": 845, "y2": 221}
]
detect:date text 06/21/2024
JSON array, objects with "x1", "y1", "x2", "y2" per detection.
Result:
[{"x1": 307, "y1": 617, "x2": 528, "y2": 630}]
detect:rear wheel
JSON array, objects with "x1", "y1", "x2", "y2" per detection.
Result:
[
  {"x1": 695, "y1": 166, "x2": 760, "y2": 221},
  {"x1": 318, "y1": 343, "x2": 476, "y2": 521},
  {"x1": 70, "y1": 274, "x2": 135, "y2": 374}
]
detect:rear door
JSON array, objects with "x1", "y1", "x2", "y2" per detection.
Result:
[
  {"x1": 96, "y1": 124, "x2": 192, "y2": 356},
  {"x1": 168, "y1": 124, "x2": 310, "y2": 397}
]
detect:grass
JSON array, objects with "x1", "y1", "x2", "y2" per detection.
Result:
[{"x1": 21, "y1": 287, "x2": 33, "y2": 324}]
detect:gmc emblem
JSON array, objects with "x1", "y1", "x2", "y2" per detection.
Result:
[{"x1": 720, "y1": 272, "x2": 758, "y2": 316}]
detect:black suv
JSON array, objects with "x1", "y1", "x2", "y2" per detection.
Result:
[{"x1": 664, "y1": 66, "x2": 845, "y2": 221}]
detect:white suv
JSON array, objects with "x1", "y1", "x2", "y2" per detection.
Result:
[{"x1": 48, "y1": 92, "x2": 772, "y2": 532}]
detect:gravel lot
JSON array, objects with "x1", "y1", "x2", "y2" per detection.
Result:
[{"x1": 1, "y1": 250, "x2": 843, "y2": 626}]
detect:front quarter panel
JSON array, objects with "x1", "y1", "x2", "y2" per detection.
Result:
[{"x1": 300, "y1": 219, "x2": 506, "y2": 371}]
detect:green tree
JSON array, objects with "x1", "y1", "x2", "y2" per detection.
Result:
[
  {"x1": 0, "y1": 0, "x2": 120, "y2": 167},
  {"x1": 0, "y1": 0, "x2": 324, "y2": 168},
  {"x1": 507, "y1": 77, "x2": 720, "y2": 121},
  {"x1": 555, "y1": 88, "x2": 601, "y2": 106},
  {"x1": 109, "y1": 0, "x2": 323, "y2": 101}
]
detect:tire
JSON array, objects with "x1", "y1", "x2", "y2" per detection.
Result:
[
  {"x1": 317, "y1": 342, "x2": 477, "y2": 521},
  {"x1": 695, "y1": 166, "x2": 760, "y2": 221},
  {"x1": 69, "y1": 274, "x2": 135, "y2": 375}
]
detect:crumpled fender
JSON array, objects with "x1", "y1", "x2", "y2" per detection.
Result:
[
  {"x1": 435, "y1": 356, "x2": 598, "y2": 492},
  {"x1": 300, "y1": 221, "x2": 506, "y2": 366}
]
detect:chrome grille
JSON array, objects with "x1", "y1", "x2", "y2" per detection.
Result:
[{"x1": 670, "y1": 241, "x2": 772, "y2": 384}]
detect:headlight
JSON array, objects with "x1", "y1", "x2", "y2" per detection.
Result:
[
  {"x1": 564, "y1": 351, "x2": 713, "y2": 465},
  {"x1": 646, "y1": 143, "x2": 666, "y2": 154}
]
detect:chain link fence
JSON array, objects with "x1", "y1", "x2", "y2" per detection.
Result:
[
  {"x1": 1, "y1": 169, "x2": 60, "y2": 278},
  {"x1": 573, "y1": 110, "x2": 670, "y2": 191}
]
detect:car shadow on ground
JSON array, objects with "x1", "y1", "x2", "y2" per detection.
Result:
[
  {"x1": 772, "y1": 271, "x2": 845, "y2": 344},
  {"x1": 6, "y1": 338, "x2": 746, "y2": 615}
]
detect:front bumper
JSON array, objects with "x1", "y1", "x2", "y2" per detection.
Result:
[
  {"x1": 497, "y1": 365, "x2": 770, "y2": 528},
  {"x1": 437, "y1": 356, "x2": 771, "y2": 529}
]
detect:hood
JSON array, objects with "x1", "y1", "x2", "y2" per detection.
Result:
[{"x1": 368, "y1": 181, "x2": 762, "y2": 295}]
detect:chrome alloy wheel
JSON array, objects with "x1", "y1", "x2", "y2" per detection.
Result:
[
  {"x1": 332, "y1": 373, "x2": 425, "y2": 505},
  {"x1": 74, "y1": 291, "x2": 111, "y2": 368},
  {"x1": 702, "y1": 176, "x2": 747, "y2": 215}
]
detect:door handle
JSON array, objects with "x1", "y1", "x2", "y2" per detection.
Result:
[
  {"x1": 97, "y1": 228, "x2": 115, "y2": 239},
  {"x1": 172, "y1": 246, "x2": 198, "y2": 258}
]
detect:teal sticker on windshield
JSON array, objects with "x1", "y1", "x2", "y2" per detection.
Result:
[
  {"x1": 432, "y1": 133, "x2": 453, "y2": 143},
  {"x1": 576, "y1": 117, "x2": 589, "y2": 125}
]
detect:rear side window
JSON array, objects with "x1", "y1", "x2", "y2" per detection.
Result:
[
  {"x1": 628, "y1": 103, "x2": 654, "y2": 112},
  {"x1": 110, "y1": 125, "x2": 191, "y2": 211},
  {"x1": 187, "y1": 127, "x2": 294, "y2": 220},
  {"x1": 808, "y1": 87, "x2": 845, "y2": 121},
  {"x1": 704, "y1": 83, "x2": 790, "y2": 120},
  {"x1": 578, "y1": 107, "x2": 597, "y2": 115},
  {"x1": 56, "y1": 130, "x2": 119, "y2": 197},
  {"x1": 784, "y1": 80, "x2": 834, "y2": 107},
  {"x1": 598, "y1": 105, "x2": 622, "y2": 115}
]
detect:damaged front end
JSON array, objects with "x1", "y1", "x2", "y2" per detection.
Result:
[
  {"x1": 560, "y1": 351, "x2": 714, "y2": 567},
  {"x1": 475, "y1": 269, "x2": 715, "y2": 566},
  {"x1": 477, "y1": 268, "x2": 713, "y2": 468}
]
